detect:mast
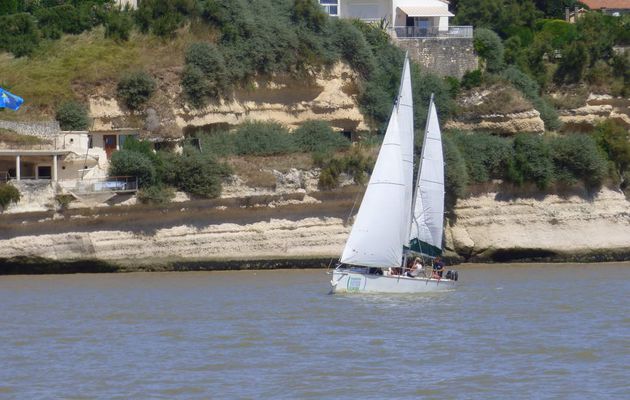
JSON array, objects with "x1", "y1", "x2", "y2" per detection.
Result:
[{"x1": 397, "y1": 53, "x2": 415, "y2": 248}]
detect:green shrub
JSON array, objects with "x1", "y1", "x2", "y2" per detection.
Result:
[
  {"x1": 317, "y1": 147, "x2": 374, "y2": 189},
  {"x1": 117, "y1": 71, "x2": 156, "y2": 110},
  {"x1": 0, "y1": 13, "x2": 40, "y2": 57},
  {"x1": 474, "y1": 28, "x2": 504, "y2": 73},
  {"x1": 105, "y1": 9, "x2": 133, "y2": 41},
  {"x1": 55, "y1": 194, "x2": 73, "y2": 211},
  {"x1": 55, "y1": 101, "x2": 89, "y2": 131},
  {"x1": 35, "y1": 5, "x2": 86, "y2": 38},
  {"x1": 135, "y1": 0, "x2": 197, "y2": 38},
  {"x1": 318, "y1": 167, "x2": 339, "y2": 190},
  {"x1": 185, "y1": 42, "x2": 228, "y2": 97},
  {"x1": 109, "y1": 149, "x2": 156, "y2": 187},
  {"x1": 595, "y1": 120, "x2": 630, "y2": 183},
  {"x1": 554, "y1": 41, "x2": 589, "y2": 84},
  {"x1": 181, "y1": 65, "x2": 210, "y2": 108},
  {"x1": 508, "y1": 133, "x2": 554, "y2": 189},
  {"x1": 442, "y1": 134, "x2": 469, "y2": 211},
  {"x1": 196, "y1": 131, "x2": 236, "y2": 157},
  {"x1": 293, "y1": 120, "x2": 350, "y2": 153},
  {"x1": 461, "y1": 70, "x2": 483, "y2": 90},
  {"x1": 137, "y1": 185, "x2": 175, "y2": 205},
  {"x1": 537, "y1": 19, "x2": 577, "y2": 49},
  {"x1": 453, "y1": 132, "x2": 514, "y2": 183},
  {"x1": 0, "y1": 183, "x2": 20, "y2": 213},
  {"x1": 121, "y1": 136, "x2": 161, "y2": 166},
  {"x1": 0, "y1": 0, "x2": 18, "y2": 16},
  {"x1": 550, "y1": 134, "x2": 608, "y2": 189},
  {"x1": 331, "y1": 19, "x2": 376, "y2": 78},
  {"x1": 412, "y1": 67, "x2": 455, "y2": 130},
  {"x1": 232, "y1": 121, "x2": 296, "y2": 156},
  {"x1": 163, "y1": 148, "x2": 231, "y2": 198}
]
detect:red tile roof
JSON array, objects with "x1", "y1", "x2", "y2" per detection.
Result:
[{"x1": 580, "y1": 0, "x2": 630, "y2": 10}]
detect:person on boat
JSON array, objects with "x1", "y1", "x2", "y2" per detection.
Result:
[
  {"x1": 407, "y1": 258, "x2": 423, "y2": 277},
  {"x1": 432, "y1": 256, "x2": 445, "y2": 278}
]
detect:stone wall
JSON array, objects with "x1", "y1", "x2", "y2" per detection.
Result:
[
  {"x1": 396, "y1": 38, "x2": 478, "y2": 78},
  {"x1": 0, "y1": 120, "x2": 60, "y2": 138}
]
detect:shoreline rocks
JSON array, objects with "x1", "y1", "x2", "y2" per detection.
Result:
[{"x1": 0, "y1": 188, "x2": 629, "y2": 275}]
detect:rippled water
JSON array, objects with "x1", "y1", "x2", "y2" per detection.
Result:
[{"x1": 1, "y1": 263, "x2": 628, "y2": 399}]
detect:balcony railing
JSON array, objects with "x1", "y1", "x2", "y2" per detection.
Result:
[
  {"x1": 394, "y1": 25, "x2": 473, "y2": 39},
  {"x1": 72, "y1": 176, "x2": 138, "y2": 194}
]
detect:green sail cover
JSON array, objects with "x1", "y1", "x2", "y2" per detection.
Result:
[{"x1": 407, "y1": 238, "x2": 442, "y2": 258}]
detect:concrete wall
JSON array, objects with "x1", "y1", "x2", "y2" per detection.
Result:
[
  {"x1": 0, "y1": 120, "x2": 60, "y2": 139},
  {"x1": 396, "y1": 37, "x2": 479, "y2": 78}
]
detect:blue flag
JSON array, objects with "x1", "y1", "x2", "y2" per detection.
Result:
[{"x1": 0, "y1": 88, "x2": 24, "y2": 111}]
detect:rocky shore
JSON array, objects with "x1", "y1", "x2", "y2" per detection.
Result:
[{"x1": 1, "y1": 187, "x2": 629, "y2": 275}]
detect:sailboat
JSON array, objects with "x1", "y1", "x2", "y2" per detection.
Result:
[{"x1": 330, "y1": 55, "x2": 457, "y2": 294}]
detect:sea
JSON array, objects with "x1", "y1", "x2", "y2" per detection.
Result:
[{"x1": 0, "y1": 263, "x2": 628, "y2": 399}]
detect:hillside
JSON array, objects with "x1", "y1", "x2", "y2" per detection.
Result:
[{"x1": 0, "y1": 0, "x2": 629, "y2": 206}]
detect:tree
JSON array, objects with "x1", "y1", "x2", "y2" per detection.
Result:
[
  {"x1": 474, "y1": 28, "x2": 504, "y2": 73},
  {"x1": 117, "y1": 71, "x2": 156, "y2": 110},
  {"x1": 55, "y1": 101, "x2": 89, "y2": 131},
  {"x1": 554, "y1": 41, "x2": 589, "y2": 84}
]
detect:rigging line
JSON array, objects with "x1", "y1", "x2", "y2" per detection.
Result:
[
  {"x1": 369, "y1": 182, "x2": 405, "y2": 186},
  {"x1": 419, "y1": 178, "x2": 443, "y2": 185}
]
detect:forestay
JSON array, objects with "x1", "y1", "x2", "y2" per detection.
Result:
[
  {"x1": 340, "y1": 111, "x2": 406, "y2": 268},
  {"x1": 409, "y1": 98, "x2": 445, "y2": 256}
]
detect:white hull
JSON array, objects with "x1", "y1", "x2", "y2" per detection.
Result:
[{"x1": 330, "y1": 270, "x2": 455, "y2": 294}]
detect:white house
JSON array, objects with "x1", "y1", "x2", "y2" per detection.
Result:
[{"x1": 319, "y1": 0, "x2": 470, "y2": 38}]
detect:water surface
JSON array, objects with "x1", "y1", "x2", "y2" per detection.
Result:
[{"x1": 1, "y1": 263, "x2": 628, "y2": 399}]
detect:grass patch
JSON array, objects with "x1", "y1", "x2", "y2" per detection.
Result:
[
  {"x1": 0, "y1": 26, "x2": 212, "y2": 117},
  {"x1": 0, "y1": 129, "x2": 51, "y2": 147}
]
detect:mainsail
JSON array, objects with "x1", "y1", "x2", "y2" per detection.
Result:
[
  {"x1": 340, "y1": 111, "x2": 406, "y2": 268},
  {"x1": 408, "y1": 97, "x2": 445, "y2": 256}
]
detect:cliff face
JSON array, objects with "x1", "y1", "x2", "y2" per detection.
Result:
[
  {"x1": 1, "y1": 187, "x2": 629, "y2": 269},
  {"x1": 446, "y1": 187, "x2": 630, "y2": 262},
  {"x1": 89, "y1": 63, "x2": 369, "y2": 138},
  {"x1": 0, "y1": 217, "x2": 349, "y2": 264},
  {"x1": 445, "y1": 86, "x2": 546, "y2": 134},
  {"x1": 557, "y1": 94, "x2": 630, "y2": 131}
]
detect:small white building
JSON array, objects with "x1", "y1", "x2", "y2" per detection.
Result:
[
  {"x1": 319, "y1": 0, "x2": 471, "y2": 38},
  {"x1": 0, "y1": 129, "x2": 140, "y2": 195}
]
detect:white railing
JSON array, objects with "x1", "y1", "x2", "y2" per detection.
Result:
[
  {"x1": 394, "y1": 25, "x2": 473, "y2": 39},
  {"x1": 72, "y1": 176, "x2": 138, "y2": 194}
]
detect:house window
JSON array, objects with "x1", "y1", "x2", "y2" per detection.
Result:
[{"x1": 319, "y1": 0, "x2": 338, "y2": 16}]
